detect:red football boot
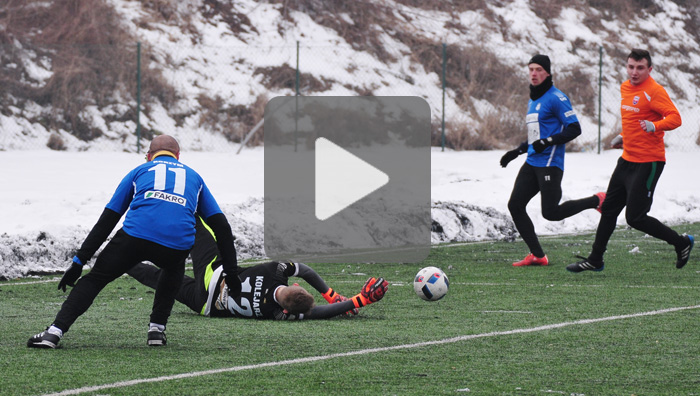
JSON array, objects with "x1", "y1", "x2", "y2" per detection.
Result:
[
  {"x1": 595, "y1": 192, "x2": 606, "y2": 213},
  {"x1": 512, "y1": 253, "x2": 549, "y2": 267}
]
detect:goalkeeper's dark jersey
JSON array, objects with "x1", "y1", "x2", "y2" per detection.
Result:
[{"x1": 209, "y1": 261, "x2": 302, "y2": 320}]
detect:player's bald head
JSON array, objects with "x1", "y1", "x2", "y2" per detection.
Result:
[{"x1": 149, "y1": 135, "x2": 180, "y2": 155}]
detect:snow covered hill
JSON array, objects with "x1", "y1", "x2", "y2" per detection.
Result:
[{"x1": 2, "y1": 0, "x2": 699, "y2": 151}]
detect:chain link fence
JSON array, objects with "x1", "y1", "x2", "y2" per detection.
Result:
[{"x1": 2, "y1": 42, "x2": 698, "y2": 152}]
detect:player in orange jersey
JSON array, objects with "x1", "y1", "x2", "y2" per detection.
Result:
[{"x1": 567, "y1": 49, "x2": 693, "y2": 273}]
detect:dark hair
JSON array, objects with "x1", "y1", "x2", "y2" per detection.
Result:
[
  {"x1": 280, "y1": 286, "x2": 315, "y2": 314},
  {"x1": 628, "y1": 49, "x2": 652, "y2": 67}
]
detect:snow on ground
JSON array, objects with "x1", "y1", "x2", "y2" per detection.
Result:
[{"x1": 1, "y1": 148, "x2": 698, "y2": 279}]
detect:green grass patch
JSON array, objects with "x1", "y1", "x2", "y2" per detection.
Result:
[{"x1": 2, "y1": 224, "x2": 700, "y2": 395}]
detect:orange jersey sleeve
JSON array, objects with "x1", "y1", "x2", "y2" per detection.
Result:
[{"x1": 620, "y1": 76, "x2": 681, "y2": 163}]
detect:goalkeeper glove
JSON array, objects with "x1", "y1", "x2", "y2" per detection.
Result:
[
  {"x1": 322, "y1": 288, "x2": 358, "y2": 316},
  {"x1": 58, "y1": 256, "x2": 84, "y2": 292},
  {"x1": 532, "y1": 137, "x2": 553, "y2": 153},
  {"x1": 351, "y1": 277, "x2": 389, "y2": 309},
  {"x1": 640, "y1": 120, "x2": 655, "y2": 132}
]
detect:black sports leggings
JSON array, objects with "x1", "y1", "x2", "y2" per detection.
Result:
[
  {"x1": 53, "y1": 229, "x2": 190, "y2": 332},
  {"x1": 508, "y1": 163, "x2": 598, "y2": 257},
  {"x1": 128, "y1": 218, "x2": 219, "y2": 315},
  {"x1": 129, "y1": 260, "x2": 210, "y2": 315},
  {"x1": 590, "y1": 158, "x2": 682, "y2": 261}
]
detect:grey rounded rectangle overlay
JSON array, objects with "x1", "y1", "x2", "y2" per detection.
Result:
[{"x1": 264, "y1": 96, "x2": 431, "y2": 263}]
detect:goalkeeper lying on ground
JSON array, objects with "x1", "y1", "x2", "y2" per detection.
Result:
[{"x1": 128, "y1": 219, "x2": 388, "y2": 320}]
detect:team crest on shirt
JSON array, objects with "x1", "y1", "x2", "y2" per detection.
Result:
[{"x1": 632, "y1": 96, "x2": 639, "y2": 105}]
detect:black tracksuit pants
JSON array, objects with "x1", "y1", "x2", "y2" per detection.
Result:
[
  {"x1": 128, "y1": 217, "x2": 221, "y2": 315},
  {"x1": 53, "y1": 229, "x2": 190, "y2": 332},
  {"x1": 508, "y1": 163, "x2": 598, "y2": 257},
  {"x1": 590, "y1": 157, "x2": 683, "y2": 261}
]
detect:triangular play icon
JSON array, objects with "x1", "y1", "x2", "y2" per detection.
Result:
[{"x1": 315, "y1": 137, "x2": 389, "y2": 221}]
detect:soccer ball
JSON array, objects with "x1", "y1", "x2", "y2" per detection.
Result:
[{"x1": 413, "y1": 266, "x2": 449, "y2": 301}]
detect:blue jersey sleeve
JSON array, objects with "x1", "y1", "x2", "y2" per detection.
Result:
[
  {"x1": 105, "y1": 170, "x2": 137, "y2": 215},
  {"x1": 552, "y1": 90, "x2": 578, "y2": 128},
  {"x1": 196, "y1": 182, "x2": 223, "y2": 219}
]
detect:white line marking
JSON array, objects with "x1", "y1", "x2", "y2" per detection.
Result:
[
  {"x1": 41, "y1": 304, "x2": 700, "y2": 396},
  {"x1": 1, "y1": 259, "x2": 272, "y2": 286},
  {"x1": 481, "y1": 310, "x2": 533, "y2": 314},
  {"x1": 1, "y1": 279, "x2": 59, "y2": 286}
]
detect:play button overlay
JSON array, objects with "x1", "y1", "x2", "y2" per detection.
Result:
[
  {"x1": 265, "y1": 96, "x2": 430, "y2": 263},
  {"x1": 315, "y1": 137, "x2": 389, "y2": 221}
]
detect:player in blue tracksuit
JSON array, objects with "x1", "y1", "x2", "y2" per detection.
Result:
[
  {"x1": 500, "y1": 55, "x2": 604, "y2": 267},
  {"x1": 28, "y1": 135, "x2": 240, "y2": 348}
]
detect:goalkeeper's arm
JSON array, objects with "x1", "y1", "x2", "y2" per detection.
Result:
[
  {"x1": 351, "y1": 277, "x2": 388, "y2": 308},
  {"x1": 295, "y1": 263, "x2": 358, "y2": 315},
  {"x1": 305, "y1": 299, "x2": 358, "y2": 319},
  {"x1": 202, "y1": 213, "x2": 240, "y2": 297},
  {"x1": 296, "y1": 263, "x2": 331, "y2": 294},
  {"x1": 303, "y1": 277, "x2": 388, "y2": 319}
]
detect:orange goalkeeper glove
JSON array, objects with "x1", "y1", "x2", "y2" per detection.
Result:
[
  {"x1": 322, "y1": 287, "x2": 358, "y2": 316},
  {"x1": 351, "y1": 277, "x2": 388, "y2": 309}
]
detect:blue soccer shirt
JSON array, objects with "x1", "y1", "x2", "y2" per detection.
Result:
[
  {"x1": 105, "y1": 155, "x2": 222, "y2": 250},
  {"x1": 525, "y1": 86, "x2": 578, "y2": 170}
]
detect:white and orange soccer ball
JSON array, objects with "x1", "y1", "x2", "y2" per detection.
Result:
[{"x1": 413, "y1": 266, "x2": 449, "y2": 301}]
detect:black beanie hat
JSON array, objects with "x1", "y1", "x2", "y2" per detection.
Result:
[{"x1": 528, "y1": 54, "x2": 551, "y2": 75}]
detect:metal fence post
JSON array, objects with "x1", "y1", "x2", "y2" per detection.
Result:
[
  {"x1": 441, "y1": 43, "x2": 446, "y2": 152},
  {"x1": 295, "y1": 40, "x2": 300, "y2": 152},
  {"x1": 136, "y1": 41, "x2": 142, "y2": 154},
  {"x1": 597, "y1": 45, "x2": 603, "y2": 154}
]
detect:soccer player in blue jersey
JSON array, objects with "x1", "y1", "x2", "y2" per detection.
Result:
[
  {"x1": 500, "y1": 54, "x2": 605, "y2": 267},
  {"x1": 127, "y1": 217, "x2": 389, "y2": 320},
  {"x1": 28, "y1": 135, "x2": 240, "y2": 348}
]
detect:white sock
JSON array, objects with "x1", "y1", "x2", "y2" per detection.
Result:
[
  {"x1": 47, "y1": 325, "x2": 63, "y2": 338},
  {"x1": 149, "y1": 323, "x2": 165, "y2": 331}
]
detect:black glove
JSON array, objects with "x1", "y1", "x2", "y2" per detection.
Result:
[
  {"x1": 58, "y1": 257, "x2": 84, "y2": 292},
  {"x1": 500, "y1": 142, "x2": 528, "y2": 168},
  {"x1": 225, "y1": 273, "x2": 242, "y2": 298},
  {"x1": 500, "y1": 150, "x2": 519, "y2": 167},
  {"x1": 532, "y1": 137, "x2": 553, "y2": 153}
]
